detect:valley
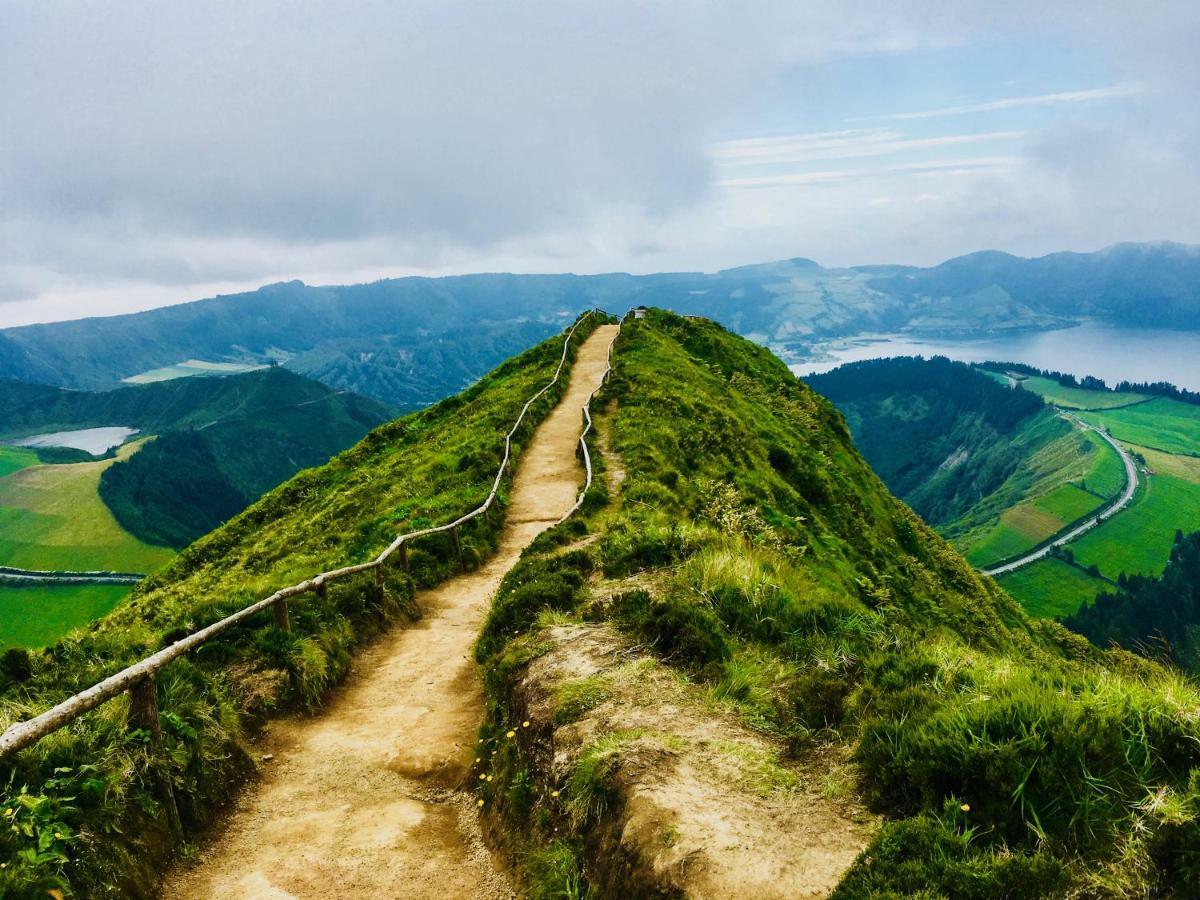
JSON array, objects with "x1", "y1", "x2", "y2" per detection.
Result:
[
  {"x1": 0, "y1": 440, "x2": 174, "y2": 649},
  {"x1": 990, "y1": 377, "x2": 1200, "y2": 616},
  {"x1": 807, "y1": 356, "x2": 1200, "y2": 620}
]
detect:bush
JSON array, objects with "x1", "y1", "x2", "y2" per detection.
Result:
[
  {"x1": 476, "y1": 551, "x2": 593, "y2": 659},
  {"x1": 613, "y1": 590, "x2": 730, "y2": 673},
  {"x1": 834, "y1": 803, "x2": 1071, "y2": 899}
]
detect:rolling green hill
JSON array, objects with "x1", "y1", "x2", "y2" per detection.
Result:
[
  {"x1": 993, "y1": 376, "x2": 1200, "y2": 617},
  {"x1": 476, "y1": 312, "x2": 1200, "y2": 896}
]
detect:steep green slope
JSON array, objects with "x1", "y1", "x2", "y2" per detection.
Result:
[
  {"x1": 804, "y1": 357, "x2": 1052, "y2": 528},
  {"x1": 476, "y1": 312, "x2": 1200, "y2": 897},
  {"x1": 0, "y1": 316, "x2": 602, "y2": 896},
  {"x1": 0, "y1": 366, "x2": 390, "y2": 439},
  {"x1": 803, "y1": 357, "x2": 1127, "y2": 569}
]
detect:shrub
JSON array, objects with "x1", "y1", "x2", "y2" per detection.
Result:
[{"x1": 613, "y1": 590, "x2": 730, "y2": 673}]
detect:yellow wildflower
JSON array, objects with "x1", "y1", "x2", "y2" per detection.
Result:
[
  {"x1": 960, "y1": 803, "x2": 970, "y2": 813},
  {"x1": 506, "y1": 730, "x2": 516, "y2": 738}
]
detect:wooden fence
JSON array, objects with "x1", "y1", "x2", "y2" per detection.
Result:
[{"x1": 0, "y1": 310, "x2": 614, "y2": 762}]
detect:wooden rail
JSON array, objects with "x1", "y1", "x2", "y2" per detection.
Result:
[
  {"x1": 558, "y1": 321, "x2": 620, "y2": 523},
  {"x1": 0, "y1": 311, "x2": 604, "y2": 761}
]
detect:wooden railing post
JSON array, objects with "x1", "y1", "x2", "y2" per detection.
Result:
[
  {"x1": 399, "y1": 543, "x2": 411, "y2": 577},
  {"x1": 451, "y1": 526, "x2": 465, "y2": 571},
  {"x1": 315, "y1": 580, "x2": 328, "y2": 600},
  {"x1": 272, "y1": 597, "x2": 291, "y2": 632},
  {"x1": 129, "y1": 676, "x2": 184, "y2": 841}
]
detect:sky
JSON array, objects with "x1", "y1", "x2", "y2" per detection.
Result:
[{"x1": 1, "y1": 1, "x2": 1198, "y2": 326}]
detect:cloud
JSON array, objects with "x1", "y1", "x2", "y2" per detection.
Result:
[
  {"x1": 0, "y1": 1, "x2": 1199, "y2": 324},
  {"x1": 712, "y1": 130, "x2": 1027, "y2": 166},
  {"x1": 853, "y1": 84, "x2": 1142, "y2": 121},
  {"x1": 719, "y1": 157, "x2": 1021, "y2": 189}
]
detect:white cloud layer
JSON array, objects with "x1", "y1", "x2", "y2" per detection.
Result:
[{"x1": 1, "y1": 0, "x2": 1198, "y2": 324}]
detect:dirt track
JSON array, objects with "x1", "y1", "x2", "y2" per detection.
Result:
[{"x1": 161, "y1": 324, "x2": 619, "y2": 899}]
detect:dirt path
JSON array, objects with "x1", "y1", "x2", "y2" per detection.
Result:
[{"x1": 161, "y1": 325, "x2": 619, "y2": 900}]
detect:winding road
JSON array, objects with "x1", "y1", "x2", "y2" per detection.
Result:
[{"x1": 981, "y1": 412, "x2": 1139, "y2": 577}]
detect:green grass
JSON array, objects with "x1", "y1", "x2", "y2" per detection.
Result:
[
  {"x1": 1079, "y1": 429, "x2": 1128, "y2": 497},
  {"x1": 0, "y1": 584, "x2": 131, "y2": 649},
  {"x1": 1079, "y1": 397, "x2": 1200, "y2": 457},
  {"x1": 952, "y1": 415, "x2": 1123, "y2": 567},
  {"x1": 0, "y1": 441, "x2": 175, "y2": 573},
  {"x1": 995, "y1": 557, "x2": 1108, "y2": 618},
  {"x1": 963, "y1": 476, "x2": 1108, "y2": 567},
  {"x1": 0, "y1": 447, "x2": 40, "y2": 479},
  {"x1": 1016, "y1": 375, "x2": 1151, "y2": 410},
  {"x1": 474, "y1": 312, "x2": 1200, "y2": 896},
  {"x1": 0, "y1": 315, "x2": 605, "y2": 897},
  {"x1": 1071, "y1": 473, "x2": 1200, "y2": 579}
]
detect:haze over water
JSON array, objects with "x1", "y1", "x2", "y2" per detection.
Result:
[{"x1": 791, "y1": 322, "x2": 1200, "y2": 392}]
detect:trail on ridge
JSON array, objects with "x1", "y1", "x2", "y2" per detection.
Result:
[{"x1": 162, "y1": 324, "x2": 620, "y2": 899}]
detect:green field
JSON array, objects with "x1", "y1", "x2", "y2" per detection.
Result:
[
  {"x1": 960, "y1": 425, "x2": 1123, "y2": 567},
  {"x1": 1079, "y1": 397, "x2": 1200, "y2": 457},
  {"x1": 965, "y1": 482, "x2": 1102, "y2": 566},
  {"x1": 0, "y1": 447, "x2": 40, "y2": 478},
  {"x1": 0, "y1": 441, "x2": 174, "y2": 572},
  {"x1": 0, "y1": 583, "x2": 131, "y2": 649},
  {"x1": 996, "y1": 556, "x2": 1109, "y2": 618},
  {"x1": 1070, "y1": 473, "x2": 1200, "y2": 579},
  {"x1": 1015, "y1": 375, "x2": 1152, "y2": 410}
]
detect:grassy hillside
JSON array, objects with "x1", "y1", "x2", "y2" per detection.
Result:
[
  {"x1": 0, "y1": 448, "x2": 39, "y2": 479},
  {"x1": 998, "y1": 379, "x2": 1200, "y2": 616},
  {"x1": 0, "y1": 584, "x2": 131, "y2": 650},
  {"x1": 0, "y1": 316, "x2": 602, "y2": 896},
  {"x1": 0, "y1": 441, "x2": 174, "y2": 574},
  {"x1": 96, "y1": 368, "x2": 393, "y2": 547},
  {"x1": 1079, "y1": 396, "x2": 1200, "y2": 456},
  {"x1": 804, "y1": 356, "x2": 1050, "y2": 526},
  {"x1": 473, "y1": 312, "x2": 1200, "y2": 897},
  {"x1": 956, "y1": 427, "x2": 1124, "y2": 567},
  {"x1": 0, "y1": 366, "x2": 390, "y2": 439}
]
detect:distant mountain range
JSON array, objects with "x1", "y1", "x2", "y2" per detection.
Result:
[{"x1": 1, "y1": 241, "x2": 1196, "y2": 408}]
